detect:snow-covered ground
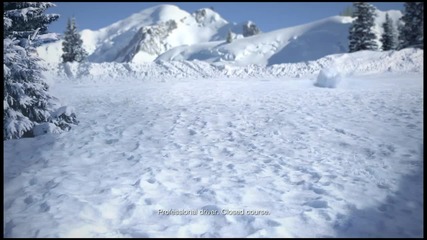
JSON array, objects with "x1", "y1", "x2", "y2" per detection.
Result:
[{"x1": 4, "y1": 50, "x2": 423, "y2": 237}]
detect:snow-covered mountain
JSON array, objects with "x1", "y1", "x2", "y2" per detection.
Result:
[
  {"x1": 156, "y1": 9, "x2": 402, "y2": 66},
  {"x1": 37, "y1": 5, "x2": 402, "y2": 66},
  {"x1": 156, "y1": 16, "x2": 352, "y2": 66},
  {"x1": 37, "y1": 5, "x2": 260, "y2": 65}
]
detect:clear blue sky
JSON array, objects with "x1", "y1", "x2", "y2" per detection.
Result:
[{"x1": 47, "y1": 2, "x2": 404, "y2": 33}]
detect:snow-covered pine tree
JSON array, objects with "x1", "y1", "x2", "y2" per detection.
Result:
[
  {"x1": 348, "y1": 2, "x2": 379, "y2": 52},
  {"x1": 3, "y1": 2, "x2": 59, "y2": 40},
  {"x1": 4, "y1": 2, "x2": 78, "y2": 140},
  {"x1": 62, "y1": 17, "x2": 88, "y2": 62},
  {"x1": 243, "y1": 21, "x2": 260, "y2": 37},
  {"x1": 380, "y1": 13, "x2": 398, "y2": 50},
  {"x1": 399, "y1": 2, "x2": 424, "y2": 49},
  {"x1": 226, "y1": 29, "x2": 233, "y2": 43}
]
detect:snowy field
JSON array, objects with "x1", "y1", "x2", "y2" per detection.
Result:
[{"x1": 4, "y1": 62, "x2": 423, "y2": 237}]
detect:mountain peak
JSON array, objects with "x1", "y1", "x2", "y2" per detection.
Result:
[
  {"x1": 140, "y1": 4, "x2": 190, "y2": 23},
  {"x1": 192, "y1": 8, "x2": 227, "y2": 25}
]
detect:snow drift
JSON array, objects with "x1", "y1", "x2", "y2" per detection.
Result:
[{"x1": 45, "y1": 48, "x2": 423, "y2": 83}]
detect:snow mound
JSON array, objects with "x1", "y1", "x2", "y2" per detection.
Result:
[{"x1": 314, "y1": 66, "x2": 343, "y2": 88}]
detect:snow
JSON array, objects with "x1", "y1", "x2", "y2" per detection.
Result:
[
  {"x1": 156, "y1": 10, "x2": 401, "y2": 66},
  {"x1": 37, "y1": 39, "x2": 62, "y2": 65},
  {"x1": 36, "y1": 4, "x2": 400, "y2": 67},
  {"x1": 80, "y1": 5, "x2": 229, "y2": 63},
  {"x1": 37, "y1": 4, "x2": 232, "y2": 64},
  {"x1": 314, "y1": 66, "x2": 344, "y2": 88},
  {"x1": 52, "y1": 106, "x2": 76, "y2": 118},
  {"x1": 33, "y1": 123, "x2": 61, "y2": 136},
  {"x1": 158, "y1": 16, "x2": 353, "y2": 66},
  {"x1": 4, "y1": 49, "x2": 423, "y2": 237},
  {"x1": 373, "y1": 10, "x2": 402, "y2": 49},
  {"x1": 43, "y1": 48, "x2": 422, "y2": 83}
]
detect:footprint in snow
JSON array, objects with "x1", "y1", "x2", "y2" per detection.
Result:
[
  {"x1": 197, "y1": 187, "x2": 216, "y2": 201},
  {"x1": 311, "y1": 186, "x2": 327, "y2": 195},
  {"x1": 29, "y1": 178, "x2": 38, "y2": 186},
  {"x1": 338, "y1": 141, "x2": 351, "y2": 148},
  {"x1": 188, "y1": 129, "x2": 197, "y2": 136},
  {"x1": 305, "y1": 200, "x2": 329, "y2": 209},
  {"x1": 144, "y1": 198, "x2": 153, "y2": 205},
  {"x1": 335, "y1": 128, "x2": 346, "y2": 134},
  {"x1": 105, "y1": 139, "x2": 119, "y2": 145},
  {"x1": 226, "y1": 163, "x2": 235, "y2": 170},
  {"x1": 132, "y1": 179, "x2": 141, "y2": 187},
  {"x1": 4, "y1": 220, "x2": 15, "y2": 237},
  {"x1": 24, "y1": 196, "x2": 34, "y2": 205},
  {"x1": 39, "y1": 202, "x2": 50, "y2": 212},
  {"x1": 362, "y1": 148, "x2": 376, "y2": 159},
  {"x1": 121, "y1": 203, "x2": 136, "y2": 220},
  {"x1": 45, "y1": 179, "x2": 59, "y2": 190},
  {"x1": 266, "y1": 219, "x2": 281, "y2": 227},
  {"x1": 378, "y1": 144, "x2": 396, "y2": 157}
]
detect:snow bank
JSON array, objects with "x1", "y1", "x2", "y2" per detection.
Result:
[{"x1": 44, "y1": 48, "x2": 423, "y2": 83}]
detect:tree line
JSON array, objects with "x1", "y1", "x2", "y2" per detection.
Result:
[{"x1": 348, "y1": 2, "x2": 423, "y2": 52}]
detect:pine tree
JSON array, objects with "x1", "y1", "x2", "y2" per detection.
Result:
[
  {"x1": 62, "y1": 17, "x2": 88, "y2": 62},
  {"x1": 226, "y1": 29, "x2": 233, "y2": 43},
  {"x1": 380, "y1": 13, "x2": 398, "y2": 50},
  {"x1": 348, "y1": 2, "x2": 379, "y2": 52},
  {"x1": 399, "y1": 2, "x2": 424, "y2": 49},
  {"x1": 243, "y1": 21, "x2": 260, "y2": 37},
  {"x1": 3, "y1": 2, "x2": 59, "y2": 39},
  {"x1": 4, "y1": 2, "x2": 78, "y2": 140}
]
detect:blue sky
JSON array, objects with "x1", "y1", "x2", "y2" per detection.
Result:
[{"x1": 47, "y1": 2, "x2": 403, "y2": 33}]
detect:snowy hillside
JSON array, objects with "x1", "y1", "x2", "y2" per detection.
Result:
[
  {"x1": 36, "y1": 5, "x2": 402, "y2": 66},
  {"x1": 157, "y1": 10, "x2": 402, "y2": 66},
  {"x1": 156, "y1": 16, "x2": 351, "y2": 66},
  {"x1": 4, "y1": 49, "x2": 423, "y2": 237}
]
